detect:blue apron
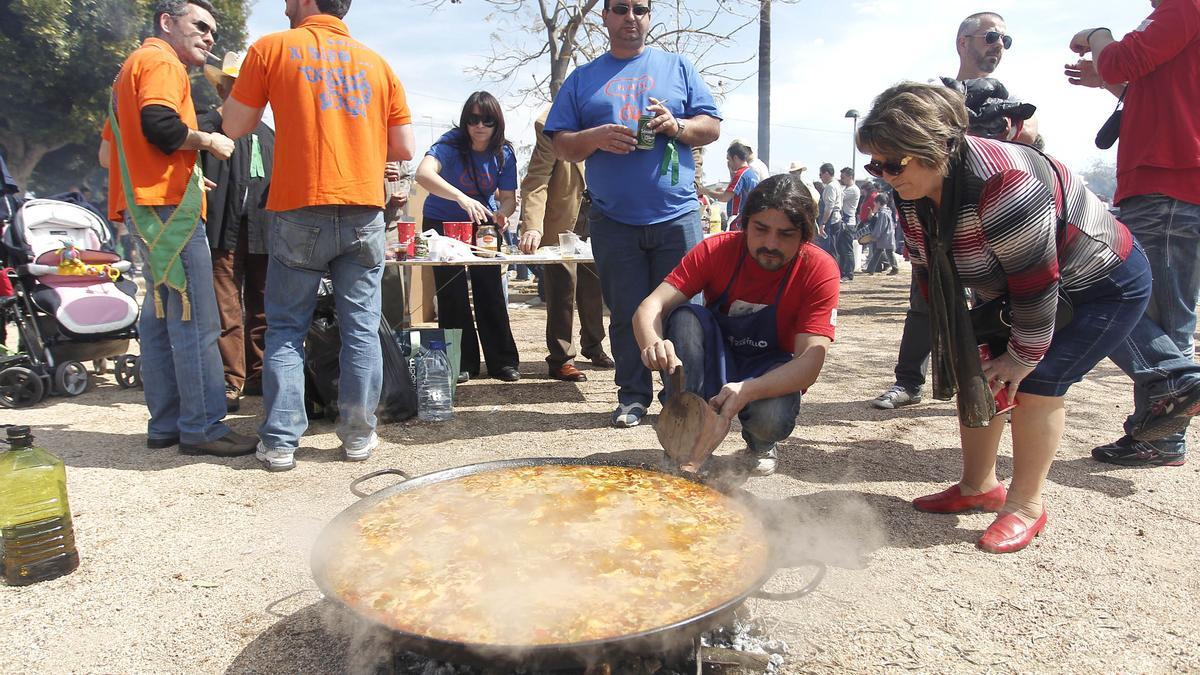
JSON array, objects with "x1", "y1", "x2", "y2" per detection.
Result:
[{"x1": 670, "y1": 251, "x2": 796, "y2": 398}]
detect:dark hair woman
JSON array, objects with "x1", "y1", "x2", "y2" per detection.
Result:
[
  {"x1": 857, "y1": 81, "x2": 1152, "y2": 553},
  {"x1": 415, "y1": 91, "x2": 520, "y2": 382}
]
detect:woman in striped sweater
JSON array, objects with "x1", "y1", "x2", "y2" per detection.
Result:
[{"x1": 857, "y1": 82, "x2": 1152, "y2": 553}]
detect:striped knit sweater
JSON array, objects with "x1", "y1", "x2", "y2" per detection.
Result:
[{"x1": 899, "y1": 136, "x2": 1134, "y2": 366}]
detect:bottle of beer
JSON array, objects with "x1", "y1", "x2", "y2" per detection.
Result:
[{"x1": 0, "y1": 426, "x2": 80, "y2": 585}]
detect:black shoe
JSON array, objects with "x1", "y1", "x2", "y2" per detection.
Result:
[
  {"x1": 1132, "y1": 379, "x2": 1200, "y2": 441},
  {"x1": 146, "y1": 435, "x2": 180, "y2": 449},
  {"x1": 1091, "y1": 435, "x2": 1186, "y2": 467},
  {"x1": 584, "y1": 353, "x2": 616, "y2": 369},
  {"x1": 457, "y1": 371, "x2": 471, "y2": 384},
  {"x1": 492, "y1": 366, "x2": 521, "y2": 382},
  {"x1": 242, "y1": 380, "x2": 263, "y2": 397},
  {"x1": 180, "y1": 430, "x2": 258, "y2": 458}
]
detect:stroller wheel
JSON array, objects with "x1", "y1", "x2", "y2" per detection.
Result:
[
  {"x1": 115, "y1": 355, "x2": 137, "y2": 389},
  {"x1": 54, "y1": 361, "x2": 91, "y2": 396},
  {"x1": 0, "y1": 366, "x2": 46, "y2": 408}
]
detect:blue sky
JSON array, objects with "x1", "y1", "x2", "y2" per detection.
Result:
[{"x1": 245, "y1": 1, "x2": 1152, "y2": 181}]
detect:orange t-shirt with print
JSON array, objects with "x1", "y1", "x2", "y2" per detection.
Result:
[
  {"x1": 231, "y1": 15, "x2": 411, "y2": 211},
  {"x1": 102, "y1": 37, "x2": 204, "y2": 222}
]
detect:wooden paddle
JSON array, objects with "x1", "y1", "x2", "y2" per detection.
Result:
[{"x1": 655, "y1": 364, "x2": 731, "y2": 473}]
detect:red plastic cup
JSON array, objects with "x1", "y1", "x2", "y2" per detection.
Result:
[
  {"x1": 979, "y1": 344, "x2": 1018, "y2": 415},
  {"x1": 446, "y1": 221, "x2": 472, "y2": 244},
  {"x1": 396, "y1": 221, "x2": 417, "y2": 256}
]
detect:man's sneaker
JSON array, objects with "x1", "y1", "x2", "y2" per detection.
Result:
[
  {"x1": 255, "y1": 442, "x2": 297, "y2": 472},
  {"x1": 872, "y1": 385, "x2": 922, "y2": 410},
  {"x1": 1132, "y1": 379, "x2": 1200, "y2": 442},
  {"x1": 225, "y1": 385, "x2": 241, "y2": 413},
  {"x1": 1091, "y1": 435, "x2": 1186, "y2": 467},
  {"x1": 611, "y1": 402, "x2": 647, "y2": 428},
  {"x1": 737, "y1": 445, "x2": 778, "y2": 477},
  {"x1": 342, "y1": 432, "x2": 379, "y2": 462}
]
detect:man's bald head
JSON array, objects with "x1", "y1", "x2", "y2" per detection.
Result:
[{"x1": 956, "y1": 12, "x2": 1008, "y2": 79}]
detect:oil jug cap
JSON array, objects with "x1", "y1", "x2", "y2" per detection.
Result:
[{"x1": 5, "y1": 425, "x2": 32, "y2": 446}]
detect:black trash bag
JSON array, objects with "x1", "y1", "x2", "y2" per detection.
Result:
[{"x1": 304, "y1": 280, "x2": 418, "y2": 423}]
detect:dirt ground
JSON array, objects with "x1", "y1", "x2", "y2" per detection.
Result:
[{"x1": 2, "y1": 264, "x2": 1199, "y2": 674}]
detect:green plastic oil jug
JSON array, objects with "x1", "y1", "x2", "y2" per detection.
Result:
[{"x1": 0, "y1": 426, "x2": 79, "y2": 585}]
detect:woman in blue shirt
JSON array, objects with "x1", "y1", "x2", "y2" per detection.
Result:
[{"x1": 415, "y1": 92, "x2": 521, "y2": 382}]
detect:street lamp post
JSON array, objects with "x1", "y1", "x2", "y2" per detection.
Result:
[{"x1": 845, "y1": 109, "x2": 860, "y2": 175}]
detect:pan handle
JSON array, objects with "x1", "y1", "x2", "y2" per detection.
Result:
[
  {"x1": 751, "y1": 560, "x2": 827, "y2": 601},
  {"x1": 349, "y1": 468, "x2": 411, "y2": 499}
]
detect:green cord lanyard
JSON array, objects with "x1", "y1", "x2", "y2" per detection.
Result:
[
  {"x1": 658, "y1": 138, "x2": 680, "y2": 186},
  {"x1": 249, "y1": 134, "x2": 265, "y2": 179}
]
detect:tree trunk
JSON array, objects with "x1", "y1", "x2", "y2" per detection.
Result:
[
  {"x1": 757, "y1": 0, "x2": 771, "y2": 167},
  {"x1": 0, "y1": 132, "x2": 66, "y2": 192}
]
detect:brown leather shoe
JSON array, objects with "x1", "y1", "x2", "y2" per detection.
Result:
[
  {"x1": 179, "y1": 430, "x2": 258, "y2": 457},
  {"x1": 586, "y1": 353, "x2": 615, "y2": 369},
  {"x1": 550, "y1": 363, "x2": 588, "y2": 382}
]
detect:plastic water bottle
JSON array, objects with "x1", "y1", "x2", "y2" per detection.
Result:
[
  {"x1": 0, "y1": 426, "x2": 80, "y2": 585},
  {"x1": 416, "y1": 341, "x2": 454, "y2": 422}
]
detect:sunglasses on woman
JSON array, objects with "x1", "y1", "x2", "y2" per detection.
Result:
[
  {"x1": 610, "y1": 4, "x2": 651, "y2": 16},
  {"x1": 466, "y1": 114, "x2": 497, "y2": 128},
  {"x1": 864, "y1": 156, "x2": 912, "y2": 179},
  {"x1": 966, "y1": 30, "x2": 1012, "y2": 49}
]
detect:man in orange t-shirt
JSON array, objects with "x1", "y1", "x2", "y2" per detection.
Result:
[
  {"x1": 97, "y1": 0, "x2": 257, "y2": 459},
  {"x1": 222, "y1": 0, "x2": 415, "y2": 472}
]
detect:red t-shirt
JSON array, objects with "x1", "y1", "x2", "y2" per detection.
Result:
[
  {"x1": 664, "y1": 233, "x2": 840, "y2": 350},
  {"x1": 1097, "y1": 0, "x2": 1200, "y2": 206}
]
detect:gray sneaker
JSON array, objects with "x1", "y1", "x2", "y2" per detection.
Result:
[
  {"x1": 737, "y1": 445, "x2": 778, "y2": 477},
  {"x1": 342, "y1": 432, "x2": 379, "y2": 462},
  {"x1": 611, "y1": 402, "x2": 647, "y2": 428},
  {"x1": 871, "y1": 385, "x2": 921, "y2": 410},
  {"x1": 255, "y1": 441, "x2": 296, "y2": 472}
]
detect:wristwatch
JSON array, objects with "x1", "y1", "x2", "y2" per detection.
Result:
[{"x1": 673, "y1": 118, "x2": 687, "y2": 139}]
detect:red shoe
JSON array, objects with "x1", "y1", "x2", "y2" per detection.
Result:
[
  {"x1": 977, "y1": 510, "x2": 1047, "y2": 554},
  {"x1": 912, "y1": 483, "x2": 1007, "y2": 513}
]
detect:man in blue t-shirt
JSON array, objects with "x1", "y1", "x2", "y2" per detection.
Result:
[{"x1": 545, "y1": 0, "x2": 722, "y2": 428}]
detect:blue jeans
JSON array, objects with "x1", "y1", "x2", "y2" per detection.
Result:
[
  {"x1": 133, "y1": 209, "x2": 229, "y2": 444},
  {"x1": 1108, "y1": 195, "x2": 1200, "y2": 452},
  {"x1": 667, "y1": 309, "x2": 801, "y2": 452},
  {"x1": 590, "y1": 208, "x2": 702, "y2": 407},
  {"x1": 1021, "y1": 244, "x2": 1151, "y2": 396},
  {"x1": 259, "y1": 206, "x2": 386, "y2": 451}
]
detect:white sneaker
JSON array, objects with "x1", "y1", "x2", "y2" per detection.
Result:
[
  {"x1": 342, "y1": 432, "x2": 379, "y2": 462},
  {"x1": 611, "y1": 402, "x2": 647, "y2": 428},
  {"x1": 255, "y1": 441, "x2": 296, "y2": 472},
  {"x1": 871, "y1": 385, "x2": 922, "y2": 410},
  {"x1": 737, "y1": 445, "x2": 778, "y2": 477}
]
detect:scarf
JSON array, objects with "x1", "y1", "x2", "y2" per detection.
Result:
[
  {"x1": 107, "y1": 96, "x2": 203, "y2": 320},
  {"x1": 921, "y1": 143, "x2": 995, "y2": 427}
]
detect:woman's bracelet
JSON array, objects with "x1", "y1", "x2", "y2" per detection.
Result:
[{"x1": 1087, "y1": 27, "x2": 1111, "y2": 46}]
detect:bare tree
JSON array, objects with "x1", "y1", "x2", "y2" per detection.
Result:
[{"x1": 417, "y1": 0, "x2": 758, "y2": 105}]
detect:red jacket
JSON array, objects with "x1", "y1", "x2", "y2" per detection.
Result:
[{"x1": 1097, "y1": 0, "x2": 1200, "y2": 206}]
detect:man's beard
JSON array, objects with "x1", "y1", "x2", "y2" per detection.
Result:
[{"x1": 754, "y1": 247, "x2": 787, "y2": 271}]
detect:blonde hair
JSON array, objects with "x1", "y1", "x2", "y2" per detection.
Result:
[{"x1": 856, "y1": 82, "x2": 968, "y2": 176}]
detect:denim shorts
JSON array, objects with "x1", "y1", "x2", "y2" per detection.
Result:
[{"x1": 1020, "y1": 244, "x2": 1152, "y2": 397}]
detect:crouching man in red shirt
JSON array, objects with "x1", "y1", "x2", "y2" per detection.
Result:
[{"x1": 634, "y1": 175, "x2": 840, "y2": 476}]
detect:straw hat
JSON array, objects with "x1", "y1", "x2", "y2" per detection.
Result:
[
  {"x1": 787, "y1": 161, "x2": 807, "y2": 174},
  {"x1": 203, "y1": 51, "x2": 244, "y2": 88}
]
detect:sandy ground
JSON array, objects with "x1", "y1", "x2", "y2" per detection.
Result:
[{"x1": 2, "y1": 263, "x2": 1199, "y2": 674}]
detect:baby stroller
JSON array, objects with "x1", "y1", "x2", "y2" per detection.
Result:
[{"x1": 0, "y1": 198, "x2": 141, "y2": 408}]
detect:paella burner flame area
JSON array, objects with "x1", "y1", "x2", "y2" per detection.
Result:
[
  {"x1": 361, "y1": 608, "x2": 788, "y2": 674},
  {"x1": 310, "y1": 462, "x2": 807, "y2": 673}
]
